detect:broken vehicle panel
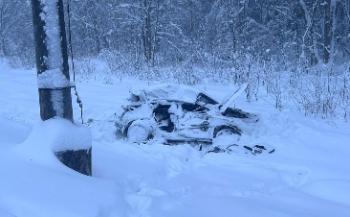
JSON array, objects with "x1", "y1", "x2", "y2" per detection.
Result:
[{"x1": 115, "y1": 85, "x2": 274, "y2": 154}]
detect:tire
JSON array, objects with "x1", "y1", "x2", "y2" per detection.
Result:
[
  {"x1": 213, "y1": 125, "x2": 241, "y2": 138},
  {"x1": 126, "y1": 119, "x2": 153, "y2": 143},
  {"x1": 213, "y1": 127, "x2": 240, "y2": 143},
  {"x1": 212, "y1": 125, "x2": 241, "y2": 149}
]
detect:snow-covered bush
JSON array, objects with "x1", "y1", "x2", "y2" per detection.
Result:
[{"x1": 71, "y1": 53, "x2": 350, "y2": 120}]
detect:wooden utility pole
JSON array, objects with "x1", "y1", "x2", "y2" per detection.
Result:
[
  {"x1": 32, "y1": 0, "x2": 73, "y2": 120},
  {"x1": 31, "y1": 0, "x2": 91, "y2": 175}
]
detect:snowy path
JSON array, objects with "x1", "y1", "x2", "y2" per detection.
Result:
[{"x1": 1, "y1": 61, "x2": 350, "y2": 217}]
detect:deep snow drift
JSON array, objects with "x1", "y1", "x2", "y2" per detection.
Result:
[{"x1": 1, "y1": 60, "x2": 350, "y2": 217}]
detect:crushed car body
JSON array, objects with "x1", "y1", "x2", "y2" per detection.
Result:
[{"x1": 115, "y1": 84, "x2": 274, "y2": 154}]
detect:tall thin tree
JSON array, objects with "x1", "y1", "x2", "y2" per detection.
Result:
[{"x1": 323, "y1": 0, "x2": 333, "y2": 64}]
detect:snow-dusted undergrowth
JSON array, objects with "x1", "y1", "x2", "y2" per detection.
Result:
[
  {"x1": 74, "y1": 57, "x2": 350, "y2": 121},
  {"x1": 1, "y1": 60, "x2": 350, "y2": 217}
]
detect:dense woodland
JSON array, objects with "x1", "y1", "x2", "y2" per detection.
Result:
[
  {"x1": 1, "y1": 0, "x2": 350, "y2": 118},
  {"x1": 1, "y1": 0, "x2": 350, "y2": 66}
]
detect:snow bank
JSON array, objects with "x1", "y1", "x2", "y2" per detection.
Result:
[
  {"x1": 0, "y1": 58, "x2": 11, "y2": 71},
  {"x1": 0, "y1": 209, "x2": 15, "y2": 217},
  {"x1": 0, "y1": 120, "x2": 123, "y2": 217},
  {"x1": 13, "y1": 118, "x2": 91, "y2": 167},
  {"x1": 0, "y1": 117, "x2": 31, "y2": 147},
  {"x1": 0, "y1": 147, "x2": 125, "y2": 217},
  {"x1": 1, "y1": 64, "x2": 350, "y2": 217}
]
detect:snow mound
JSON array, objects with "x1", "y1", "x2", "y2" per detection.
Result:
[
  {"x1": 0, "y1": 118, "x2": 124, "y2": 217},
  {"x1": 0, "y1": 117, "x2": 30, "y2": 147},
  {"x1": 13, "y1": 118, "x2": 91, "y2": 167}
]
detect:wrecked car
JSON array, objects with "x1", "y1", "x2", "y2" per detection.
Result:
[{"x1": 115, "y1": 84, "x2": 274, "y2": 154}]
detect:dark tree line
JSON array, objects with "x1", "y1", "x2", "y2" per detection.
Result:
[{"x1": 0, "y1": 0, "x2": 349, "y2": 70}]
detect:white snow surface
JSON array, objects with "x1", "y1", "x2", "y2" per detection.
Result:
[
  {"x1": 15, "y1": 118, "x2": 92, "y2": 155},
  {"x1": 130, "y1": 84, "x2": 200, "y2": 103},
  {"x1": 37, "y1": 68, "x2": 70, "y2": 88},
  {"x1": 1, "y1": 60, "x2": 350, "y2": 217}
]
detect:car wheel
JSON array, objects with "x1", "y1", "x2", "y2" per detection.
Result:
[
  {"x1": 212, "y1": 125, "x2": 241, "y2": 149},
  {"x1": 126, "y1": 119, "x2": 153, "y2": 143},
  {"x1": 213, "y1": 125, "x2": 241, "y2": 138}
]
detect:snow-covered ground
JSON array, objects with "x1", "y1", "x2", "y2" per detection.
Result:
[{"x1": 1, "y1": 60, "x2": 350, "y2": 217}]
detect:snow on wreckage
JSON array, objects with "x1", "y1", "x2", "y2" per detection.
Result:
[{"x1": 115, "y1": 84, "x2": 275, "y2": 154}]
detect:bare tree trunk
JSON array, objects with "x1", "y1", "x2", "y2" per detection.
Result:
[
  {"x1": 299, "y1": 0, "x2": 320, "y2": 66},
  {"x1": 323, "y1": 0, "x2": 332, "y2": 64},
  {"x1": 0, "y1": 1, "x2": 7, "y2": 57},
  {"x1": 143, "y1": 0, "x2": 153, "y2": 65}
]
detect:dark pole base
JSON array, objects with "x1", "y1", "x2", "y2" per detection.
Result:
[
  {"x1": 55, "y1": 148, "x2": 92, "y2": 176},
  {"x1": 38, "y1": 87, "x2": 74, "y2": 121}
]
